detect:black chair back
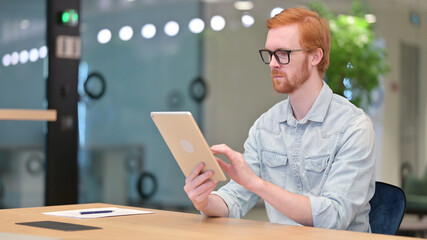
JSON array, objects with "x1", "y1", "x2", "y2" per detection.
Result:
[{"x1": 369, "y1": 181, "x2": 406, "y2": 235}]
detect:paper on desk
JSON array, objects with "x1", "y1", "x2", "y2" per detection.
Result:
[
  {"x1": 0, "y1": 232, "x2": 61, "y2": 240},
  {"x1": 43, "y1": 207, "x2": 153, "y2": 219}
]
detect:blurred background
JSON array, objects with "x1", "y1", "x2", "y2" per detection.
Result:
[{"x1": 0, "y1": 0, "x2": 426, "y2": 237}]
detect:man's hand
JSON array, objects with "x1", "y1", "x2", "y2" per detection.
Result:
[
  {"x1": 183, "y1": 162, "x2": 218, "y2": 212},
  {"x1": 210, "y1": 144, "x2": 261, "y2": 191}
]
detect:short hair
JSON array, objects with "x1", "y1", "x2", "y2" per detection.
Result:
[{"x1": 267, "y1": 7, "x2": 331, "y2": 77}]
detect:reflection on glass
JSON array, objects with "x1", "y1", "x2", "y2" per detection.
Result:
[
  {"x1": 29, "y1": 48, "x2": 39, "y2": 62},
  {"x1": 119, "y1": 26, "x2": 134, "y2": 41},
  {"x1": 19, "y1": 50, "x2": 29, "y2": 64},
  {"x1": 2, "y1": 54, "x2": 11, "y2": 67},
  {"x1": 97, "y1": 29, "x2": 112, "y2": 44},
  {"x1": 141, "y1": 24, "x2": 156, "y2": 39},
  {"x1": 11, "y1": 52, "x2": 19, "y2": 65},
  {"x1": 164, "y1": 21, "x2": 180, "y2": 37},
  {"x1": 39, "y1": 46, "x2": 47, "y2": 58},
  {"x1": 20, "y1": 19, "x2": 30, "y2": 30},
  {"x1": 189, "y1": 18, "x2": 205, "y2": 34}
]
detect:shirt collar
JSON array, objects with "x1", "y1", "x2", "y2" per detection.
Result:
[{"x1": 279, "y1": 81, "x2": 333, "y2": 123}]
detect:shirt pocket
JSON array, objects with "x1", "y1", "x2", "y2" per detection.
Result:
[
  {"x1": 261, "y1": 150, "x2": 288, "y2": 188},
  {"x1": 304, "y1": 155, "x2": 330, "y2": 194}
]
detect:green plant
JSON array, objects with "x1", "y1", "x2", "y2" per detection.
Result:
[{"x1": 309, "y1": 1, "x2": 389, "y2": 109}]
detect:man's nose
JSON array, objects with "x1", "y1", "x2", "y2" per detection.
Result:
[{"x1": 269, "y1": 55, "x2": 280, "y2": 69}]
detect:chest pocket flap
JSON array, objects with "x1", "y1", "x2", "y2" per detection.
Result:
[
  {"x1": 304, "y1": 156, "x2": 329, "y2": 173},
  {"x1": 262, "y1": 150, "x2": 288, "y2": 167}
]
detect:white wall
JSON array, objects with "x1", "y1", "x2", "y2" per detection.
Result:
[{"x1": 369, "y1": 0, "x2": 427, "y2": 184}]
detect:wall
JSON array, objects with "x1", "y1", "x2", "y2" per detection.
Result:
[{"x1": 369, "y1": 0, "x2": 427, "y2": 183}]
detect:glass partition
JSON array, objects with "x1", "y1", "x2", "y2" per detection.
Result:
[
  {"x1": 0, "y1": 0, "x2": 47, "y2": 208},
  {"x1": 78, "y1": 0, "x2": 203, "y2": 208}
]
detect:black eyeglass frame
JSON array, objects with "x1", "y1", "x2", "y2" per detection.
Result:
[{"x1": 258, "y1": 49, "x2": 312, "y2": 65}]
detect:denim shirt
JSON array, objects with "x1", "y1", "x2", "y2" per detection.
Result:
[{"x1": 212, "y1": 82, "x2": 376, "y2": 232}]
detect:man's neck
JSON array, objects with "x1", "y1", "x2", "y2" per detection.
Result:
[{"x1": 288, "y1": 77, "x2": 323, "y2": 122}]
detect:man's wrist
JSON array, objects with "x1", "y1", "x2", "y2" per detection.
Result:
[
  {"x1": 199, "y1": 194, "x2": 229, "y2": 217},
  {"x1": 246, "y1": 175, "x2": 264, "y2": 193}
]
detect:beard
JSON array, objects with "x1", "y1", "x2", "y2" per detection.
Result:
[{"x1": 271, "y1": 55, "x2": 310, "y2": 94}]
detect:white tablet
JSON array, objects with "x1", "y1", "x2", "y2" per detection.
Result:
[{"x1": 151, "y1": 111, "x2": 227, "y2": 181}]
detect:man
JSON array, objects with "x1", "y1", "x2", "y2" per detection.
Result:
[{"x1": 184, "y1": 7, "x2": 376, "y2": 232}]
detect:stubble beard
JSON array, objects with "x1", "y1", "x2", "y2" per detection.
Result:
[{"x1": 271, "y1": 56, "x2": 310, "y2": 94}]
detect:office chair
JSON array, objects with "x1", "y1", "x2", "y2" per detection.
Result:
[{"x1": 369, "y1": 181, "x2": 406, "y2": 235}]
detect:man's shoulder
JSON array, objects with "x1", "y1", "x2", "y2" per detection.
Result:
[
  {"x1": 327, "y1": 93, "x2": 373, "y2": 130},
  {"x1": 261, "y1": 99, "x2": 288, "y2": 120}
]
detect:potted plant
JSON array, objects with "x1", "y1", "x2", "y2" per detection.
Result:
[{"x1": 309, "y1": 1, "x2": 390, "y2": 109}]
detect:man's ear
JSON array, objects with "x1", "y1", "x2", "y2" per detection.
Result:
[{"x1": 311, "y1": 48, "x2": 323, "y2": 66}]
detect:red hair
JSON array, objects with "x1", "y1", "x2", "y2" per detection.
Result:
[{"x1": 267, "y1": 8, "x2": 331, "y2": 77}]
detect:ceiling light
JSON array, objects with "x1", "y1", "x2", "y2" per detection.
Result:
[
  {"x1": 270, "y1": 7, "x2": 284, "y2": 18},
  {"x1": 211, "y1": 15, "x2": 226, "y2": 31},
  {"x1": 242, "y1": 14, "x2": 255, "y2": 28},
  {"x1": 365, "y1": 14, "x2": 376, "y2": 24},
  {"x1": 234, "y1": 1, "x2": 253, "y2": 11}
]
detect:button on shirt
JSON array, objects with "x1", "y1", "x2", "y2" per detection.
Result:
[{"x1": 212, "y1": 82, "x2": 376, "y2": 232}]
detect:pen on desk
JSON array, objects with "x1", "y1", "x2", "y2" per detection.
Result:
[{"x1": 80, "y1": 210, "x2": 113, "y2": 215}]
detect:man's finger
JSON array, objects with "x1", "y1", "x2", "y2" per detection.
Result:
[
  {"x1": 196, "y1": 183, "x2": 218, "y2": 203},
  {"x1": 211, "y1": 144, "x2": 237, "y2": 161},
  {"x1": 194, "y1": 179, "x2": 217, "y2": 197},
  {"x1": 192, "y1": 170, "x2": 214, "y2": 187},
  {"x1": 186, "y1": 162, "x2": 205, "y2": 183},
  {"x1": 216, "y1": 157, "x2": 230, "y2": 174},
  {"x1": 184, "y1": 170, "x2": 214, "y2": 194}
]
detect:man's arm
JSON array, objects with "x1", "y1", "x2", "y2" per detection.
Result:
[
  {"x1": 183, "y1": 162, "x2": 229, "y2": 217},
  {"x1": 212, "y1": 144, "x2": 314, "y2": 226},
  {"x1": 249, "y1": 177, "x2": 313, "y2": 226}
]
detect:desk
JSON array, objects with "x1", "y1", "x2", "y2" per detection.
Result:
[
  {"x1": 0, "y1": 109, "x2": 56, "y2": 121},
  {"x1": 0, "y1": 203, "x2": 417, "y2": 240}
]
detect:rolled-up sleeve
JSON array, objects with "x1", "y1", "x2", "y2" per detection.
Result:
[{"x1": 310, "y1": 114, "x2": 376, "y2": 231}]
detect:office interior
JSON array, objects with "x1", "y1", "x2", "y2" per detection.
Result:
[{"x1": 0, "y1": 0, "x2": 426, "y2": 236}]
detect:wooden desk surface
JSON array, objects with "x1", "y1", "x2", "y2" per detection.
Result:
[
  {"x1": 0, "y1": 203, "x2": 417, "y2": 240},
  {"x1": 0, "y1": 109, "x2": 56, "y2": 121}
]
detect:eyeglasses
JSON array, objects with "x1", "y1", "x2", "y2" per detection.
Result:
[{"x1": 258, "y1": 49, "x2": 311, "y2": 65}]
